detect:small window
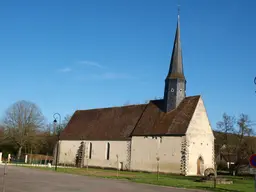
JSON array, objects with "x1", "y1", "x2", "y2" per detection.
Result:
[
  {"x1": 89, "y1": 142, "x2": 92, "y2": 159},
  {"x1": 106, "y1": 142, "x2": 110, "y2": 160}
]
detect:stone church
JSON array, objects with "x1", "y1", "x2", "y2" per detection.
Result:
[{"x1": 56, "y1": 14, "x2": 215, "y2": 176}]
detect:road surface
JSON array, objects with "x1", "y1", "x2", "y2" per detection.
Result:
[{"x1": 0, "y1": 165, "x2": 204, "y2": 192}]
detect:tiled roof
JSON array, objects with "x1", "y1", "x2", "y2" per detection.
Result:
[
  {"x1": 60, "y1": 96, "x2": 200, "y2": 140},
  {"x1": 131, "y1": 96, "x2": 200, "y2": 136}
]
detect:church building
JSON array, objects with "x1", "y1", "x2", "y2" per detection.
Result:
[{"x1": 56, "y1": 14, "x2": 215, "y2": 176}]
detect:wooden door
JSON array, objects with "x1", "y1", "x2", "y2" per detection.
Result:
[{"x1": 197, "y1": 158, "x2": 201, "y2": 175}]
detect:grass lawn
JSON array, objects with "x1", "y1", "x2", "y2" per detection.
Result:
[{"x1": 20, "y1": 165, "x2": 253, "y2": 192}]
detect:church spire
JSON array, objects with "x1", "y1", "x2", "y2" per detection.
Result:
[
  {"x1": 163, "y1": 10, "x2": 186, "y2": 112},
  {"x1": 166, "y1": 10, "x2": 185, "y2": 80}
]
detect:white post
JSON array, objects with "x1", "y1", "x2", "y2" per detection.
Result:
[
  {"x1": 7, "y1": 154, "x2": 11, "y2": 163},
  {"x1": 44, "y1": 154, "x2": 48, "y2": 165},
  {"x1": 86, "y1": 155, "x2": 89, "y2": 171},
  {"x1": 0, "y1": 152, "x2": 2, "y2": 163},
  {"x1": 116, "y1": 154, "x2": 119, "y2": 177},
  {"x1": 156, "y1": 156, "x2": 160, "y2": 181},
  {"x1": 25, "y1": 155, "x2": 28, "y2": 164},
  {"x1": 64, "y1": 153, "x2": 66, "y2": 168}
]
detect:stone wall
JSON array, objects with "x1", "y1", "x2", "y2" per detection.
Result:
[
  {"x1": 58, "y1": 140, "x2": 131, "y2": 170},
  {"x1": 130, "y1": 136, "x2": 183, "y2": 173},
  {"x1": 186, "y1": 96, "x2": 215, "y2": 175}
]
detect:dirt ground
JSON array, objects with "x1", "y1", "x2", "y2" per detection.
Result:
[{"x1": 0, "y1": 165, "x2": 203, "y2": 192}]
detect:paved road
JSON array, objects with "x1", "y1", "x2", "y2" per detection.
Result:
[{"x1": 0, "y1": 165, "x2": 204, "y2": 192}]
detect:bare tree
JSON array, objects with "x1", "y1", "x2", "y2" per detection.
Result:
[
  {"x1": 217, "y1": 113, "x2": 236, "y2": 134},
  {"x1": 216, "y1": 113, "x2": 236, "y2": 151},
  {"x1": 216, "y1": 113, "x2": 255, "y2": 174},
  {"x1": 62, "y1": 114, "x2": 71, "y2": 128},
  {"x1": 216, "y1": 113, "x2": 236, "y2": 171},
  {"x1": 233, "y1": 114, "x2": 254, "y2": 173},
  {"x1": 236, "y1": 114, "x2": 253, "y2": 136},
  {"x1": 3, "y1": 100, "x2": 45, "y2": 159}
]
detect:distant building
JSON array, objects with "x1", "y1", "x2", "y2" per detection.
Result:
[
  {"x1": 55, "y1": 13, "x2": 215, "y2": 176},
  {"x1": 214, "y1": 131, "x2": 256, "y2": 174}
]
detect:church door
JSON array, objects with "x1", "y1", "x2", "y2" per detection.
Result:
[{"x1": 197, "y1": 157, "x2": 204, "y2": 175}]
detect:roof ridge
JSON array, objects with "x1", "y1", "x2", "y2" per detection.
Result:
[
  {"x1": 75, "y1": 97, "x2": 199, "y2": 113},
  {"x1": 76, "y1": 103, "x2": 147, "y2": 112}
]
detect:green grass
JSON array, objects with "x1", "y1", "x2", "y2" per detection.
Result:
[{"x1": 19, "y1": 165, "x2": 253, "y2": 192}]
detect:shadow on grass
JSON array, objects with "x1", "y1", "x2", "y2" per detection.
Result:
[
  {"x1": 158, "y1": 174, "x2": 201, "y2": 181},
  {"x1": 196, "y1": 186, "x2": 240, "y2": 192}
]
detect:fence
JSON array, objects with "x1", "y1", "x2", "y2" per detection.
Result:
[{"x1": 7, "y1": 153, "x2": 54, "y2": 165}]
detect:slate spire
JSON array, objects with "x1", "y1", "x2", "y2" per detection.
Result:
[
  {"x1": 164, "y1": 11, "x2": 186, "y2": 112},
  {"x1": 166, "y1": 14, "x2": 185, "y2": 80}
]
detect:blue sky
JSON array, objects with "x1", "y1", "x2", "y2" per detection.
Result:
[{"x1": 0, "y1": 0, "x2": 255, "y2": 129}]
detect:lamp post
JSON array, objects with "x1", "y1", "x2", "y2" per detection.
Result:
[{"x1": 53, "y1": 113, "x2": 61, "y2": 171}]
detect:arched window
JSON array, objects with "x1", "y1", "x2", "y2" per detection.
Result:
[
  {"x1": 106, "y1": 142, "x2": 110, "y2": 160},
  {"x1": 89, "y1": 142, "x2": 92, "y2": 159}
]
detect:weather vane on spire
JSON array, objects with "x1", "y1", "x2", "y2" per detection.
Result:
[{"x1": 177, "y1": 0, "x2": 180, "y2": 18}]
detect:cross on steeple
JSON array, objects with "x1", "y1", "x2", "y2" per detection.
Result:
[{"x1": 177, "y1": 3, "x2": 180, "y2": 17}]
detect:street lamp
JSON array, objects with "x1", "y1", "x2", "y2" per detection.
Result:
[{"x1": 53, "y1": 113, "x2": 61, "y2": 171}]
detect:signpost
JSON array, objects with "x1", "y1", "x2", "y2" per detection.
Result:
[{"x1": 249, "y1": 154, "x2": 256, "y2": 192}]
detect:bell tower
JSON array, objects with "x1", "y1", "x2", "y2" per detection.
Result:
[{"x1": 164, "y1": 12, "x2": 186, "y2": 112}]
